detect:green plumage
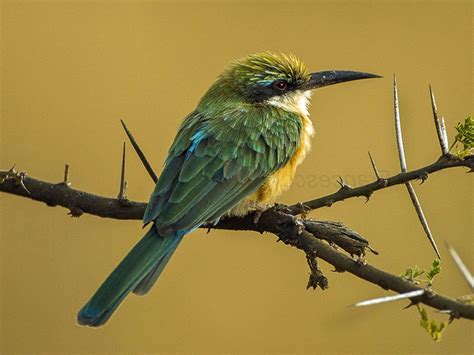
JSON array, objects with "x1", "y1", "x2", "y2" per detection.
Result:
[
  {"x1": 143, "y1": 105, "x2": 302, "y2": 234},
  {"x1": 77, "y1": 227, "x2": 183, "y2": 326}
]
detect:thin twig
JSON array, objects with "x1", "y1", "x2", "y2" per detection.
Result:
[
  {"x1": 429, "y1": 85, "x2": 449, "y2": 155},
  {"x1": 120, "y1": 119, "x2": 158, "y2": 183},
  {"x1": 446, "y1": 244, "x2": 474, "y2": 289},
  {"x1": 393, "y1": 76, "x2": 441, "y2": 259}
]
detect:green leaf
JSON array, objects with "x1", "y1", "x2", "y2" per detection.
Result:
[
  {"x1": 401, "y1": 265, "x2": 425, "y2": 282},
  {"x1": 417, "y1": 305, "x2": 447, "y2": 342},
  {"x1": 426, "y1": 259, "x2": 442, "y2": 284},
  {"x1": 451, "y1": 116, "x2": 474, "y2": 158},
  {"x1": 401, "y1": 259, "x2": 442, "y2": 285}
]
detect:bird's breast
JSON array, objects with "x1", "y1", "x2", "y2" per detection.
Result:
[
  {"x1": 257, "y1": 113, "x2": 314, "y2": 203},
  {"x1": 230, "y1": 113, "x2": 314, "y2": 217}
]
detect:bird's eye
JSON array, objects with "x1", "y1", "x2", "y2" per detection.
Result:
[{"x1": 273, "y1": 80, "x2": 288, "y2": 91}]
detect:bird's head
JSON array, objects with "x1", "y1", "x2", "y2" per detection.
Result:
[{"x1": 199, "y1": 52, "x2": 380, "y2": 115}]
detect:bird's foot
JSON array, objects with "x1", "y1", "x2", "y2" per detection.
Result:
[{"x1": 253, "y1": 204, "x2": 270, "y2": 224}]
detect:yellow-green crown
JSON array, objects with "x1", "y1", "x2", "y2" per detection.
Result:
[
  {"x1": 199, "y1": 52, "x2": 311, "y2": 107},
  {"x1": 229, "y1": 52, "x2": 309, "y2": 86}
]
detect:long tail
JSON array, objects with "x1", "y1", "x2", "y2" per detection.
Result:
[{"x1": 77, "y1": 227, "x2": 183, "y2": 327}]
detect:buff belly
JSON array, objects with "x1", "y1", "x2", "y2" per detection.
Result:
[{"x1": 229, "y1": 112, "x2": 314, "y2": 217}]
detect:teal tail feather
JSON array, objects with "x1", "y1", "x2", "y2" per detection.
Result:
[{"x1": 77, "y1": 227, "x2": 183, "y2": 327}]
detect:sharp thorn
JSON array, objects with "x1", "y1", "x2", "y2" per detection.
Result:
[
  {"x1": 120, "y1": 119, "x2": 158, "y2": 183},
  {"x1": 404, "y1": 182, "x2": 441, "y2": 259},
  {"x1": 418, "y1": 172, "x2": 429, "y2": 185},
  {"x1": 446, "y1": 243, "x2": 474, "y2": 289},
  {"x1": 117, "y1": 142, "x2": 128, "y2": 201},
  {"x1": 368, "y1": 151, "x2": 381, "y2": 180},
  {"x1": 393, "y1": 75, "x2": 408, "y2": 173},
  {"x1": 393, "y1": 78, "x2": 439, "y2": 257},
  {"x1": 402, "y1": 300, "x2": 418, "y2": 309},
  {"x1": 63, "y1": 163, "x2": 71, "y2": 186},
  {"x1": 353, "y1": 289, "x2": 425, "y2": 307},
  {"x1": 19, "y1": 177, "x2": 31, "y2": 194},
  {"x1": 436, "y1": 309, "x2": 453, "y2": 314},
  {"x1": 440, "y1": 116, "x2": 449, "y2": 155},
  {"x1": 337, "y1": 176, "x2": 351, "y2": 190},
  {"x1": 429, "y1": 85, "x2": 448, "y2": 155},
  {"x1": 336, "y1": 176, "x2": 344, "y2": 187},
  {"x1": 448, "y1": 312, "x2": 459, "y2": 324}
]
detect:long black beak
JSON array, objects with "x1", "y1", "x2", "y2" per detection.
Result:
[{"x1": 303, "y1": 70, "x2": 381, "y2": 90}]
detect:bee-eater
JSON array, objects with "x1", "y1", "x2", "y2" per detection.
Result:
[{"x1": 77, "y1": 52, "x2": 379, "y2": 327}]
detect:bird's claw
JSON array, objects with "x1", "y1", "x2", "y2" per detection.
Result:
[
  {"x1": 355, "y1": 254, "x2": 367, "y2": 266},
  {"x1": 293, "y1": 202, "x2": 312, "y2": 218},
  {"x1": 273, "y1": 203, "x2": 292, "y2": 214},
  {"x1": 253, "y1": 204, "x2": 270, "y2": 224},
  {"x1": 253, "y1": 209, "x2": 264, "y2": 224}
]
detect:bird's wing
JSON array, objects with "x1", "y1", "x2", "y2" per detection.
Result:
[{"x1": 143, "y1": 107, "x2": 302, "y2": 234}]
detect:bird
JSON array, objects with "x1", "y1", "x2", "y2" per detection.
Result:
[{"x1": 77, "y1": 52, "x2": 380, "y2": 327}]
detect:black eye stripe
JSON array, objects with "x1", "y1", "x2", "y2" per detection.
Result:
[{"x1": 250, "y1": 79, "x2": 293, "y2": 103}]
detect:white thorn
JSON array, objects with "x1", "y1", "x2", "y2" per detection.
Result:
[
  {"x1": 353, "y1": 289, "x2": 425, "y2": 307},
  {"x1": 447, "y1": 244, "x2": 474, "y2": 289}
]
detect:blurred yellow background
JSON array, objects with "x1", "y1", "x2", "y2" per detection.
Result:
[{"x1": 1, "y1": 0, "x2": 472, "y2": 353}]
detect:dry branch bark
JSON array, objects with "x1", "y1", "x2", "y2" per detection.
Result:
[{"x1": 1, "y1": 155, "x2": 473, "y2": 320}]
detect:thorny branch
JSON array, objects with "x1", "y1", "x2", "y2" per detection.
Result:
[
  {"x1": 1, "y1": 153, "x2": 473, "y2": 319},
  {"x1": 1, "y1": 155, "x2": 472, "y2": 221},
  {"x1": 287, "y1": 154, "x2": 472, "y2": 214},
  {"x1": 1, "y1": 84, "x2": 473, "y2": 322}
]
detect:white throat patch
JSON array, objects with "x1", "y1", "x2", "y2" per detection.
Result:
[
  {"x1": 265, "y1": 90, "x2": 315, "y2": 165},
  {"x1": 265, "y1": 90, "x2": 312, "y2": 117}
]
